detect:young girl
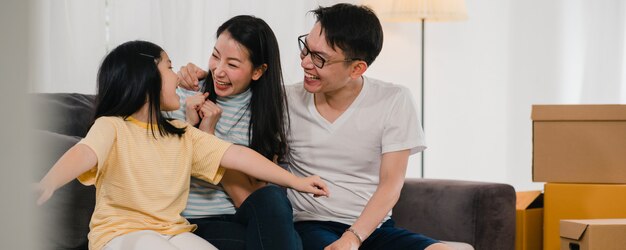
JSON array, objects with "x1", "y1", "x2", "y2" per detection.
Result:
[
  {"x1": 36, "y1": 40, "x2": 328, "y2": 250},
  {"x1": 171, "y1": 15, "x2": 300, "y2": 249}
]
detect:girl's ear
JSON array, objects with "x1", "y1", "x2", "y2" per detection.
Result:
[
  {"x1": 349, "y1": 61, "x2": 368, "y2": 79},
  {"x1": 252, "y1": 64, "x2": 268, "y2": 81}
]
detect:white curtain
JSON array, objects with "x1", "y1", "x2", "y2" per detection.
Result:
[
  {"x1": 30, "y1": 0, "x2": 106, "y2": 94},
  {"x1": 30, "y1": 0, "x2": 324, "y2": 94},
  {"x1": 28, "y1": 0, "x2": 626, "y2": 190}
]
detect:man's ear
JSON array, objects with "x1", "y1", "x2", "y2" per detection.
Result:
[
  {"x1": 349, "y1": 61, "x2": 368, "y2": 79},
  {"x1": 252, "y1": 64, "x2": 268, "y2": 81}
]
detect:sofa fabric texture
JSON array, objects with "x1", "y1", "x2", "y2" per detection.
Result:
[{"x1": 32, "y1": 93, "x2": 515, "y2": 250}]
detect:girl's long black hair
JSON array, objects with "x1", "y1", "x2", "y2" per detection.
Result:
[
  {"x1": 95, "y1": 40, "x2": 185, "y2": 138},
  {"x1": 202, "y1": 15, "x2": 289, "y2": 161}
]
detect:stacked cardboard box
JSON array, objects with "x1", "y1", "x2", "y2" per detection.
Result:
[
  {"x1": 531, "y1": 105, "x2": 626, "y2": 250},
  {"x1": 560, "y1": 219, "x2": 626, "y2": 250},
  {"x1": 515, "y1": 191, "x2": 543, "y2": 250}
]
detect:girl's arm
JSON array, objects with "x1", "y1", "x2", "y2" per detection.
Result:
[
  {"x1": 37, "y1": 144, "x2": 97, "y2": 205},
  {"x1": 220, "y1": 145, "x2": 329, "y2": 197}
]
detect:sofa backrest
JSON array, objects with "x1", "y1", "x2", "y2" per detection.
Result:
[{"x1": 31, "y1": 93, "x2": 96, "y2": 138}]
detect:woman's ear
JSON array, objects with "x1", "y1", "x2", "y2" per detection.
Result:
[
  {"x1": 350, "y1": 61, "x2": 368, "y2": 79},
  {"x1": 252, "y1": 64, "x2": 268, "y2": 81}
]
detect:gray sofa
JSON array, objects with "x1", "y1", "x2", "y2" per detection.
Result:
[{"x1": 33, "y1": 93, "x2": 515, "y2": 250}]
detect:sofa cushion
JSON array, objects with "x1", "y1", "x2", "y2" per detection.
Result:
[{"x1": 34, "y1": 129, "x2": 94, "y2": 250}]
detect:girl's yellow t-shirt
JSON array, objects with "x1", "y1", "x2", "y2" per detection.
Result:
[{"x1": 77, "y1": 116, "x2": 231, "y2": 250}]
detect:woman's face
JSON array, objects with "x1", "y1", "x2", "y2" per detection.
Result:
[
  {"x1": 208, "y1": 31, "x2": 265, "y2": 97},
  {"x1": 158, "y1": 51, "x2": 180, "y2": 111}
]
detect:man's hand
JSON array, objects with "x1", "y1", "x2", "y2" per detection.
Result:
[
  {"x1": 324, "y1": 232, "x2": 360, "y2": 250},
  {"x1": 178, "y1": 62, "x2": 208, "y2": 91}
]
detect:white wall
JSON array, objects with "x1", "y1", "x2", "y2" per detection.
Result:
[
  {"x1": 29, "y1": 0, "x2": 626, "y2": 191},
  {"x1": 369, "y1": 0, "x2": 626, "y2": 191},
  {"x1": 364, "y1": 0, "x2": 515, "y2": 186}
]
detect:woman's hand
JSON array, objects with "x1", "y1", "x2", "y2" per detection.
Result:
[
  {"x1": 198, "y1": 100, "x2": 222, "y2": 134},
  {"x1": 178, "y1": 62, "x2": 208, "y2": 91},
  {"x1": 185, "y1": 92, "x2": 209, "y2": 126},
  {"x1": 293, "y1": 175, "x2": 329, "y2": 198}
]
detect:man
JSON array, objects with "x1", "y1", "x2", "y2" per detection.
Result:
[
  {"x1": 285, "y1": 4, "x2": 450, "y2": 250},
  {"x1": 177, "y1": 4, "x2": 449, "y2": 249}
]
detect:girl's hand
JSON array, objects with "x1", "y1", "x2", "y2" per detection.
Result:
[
  {"x1": 198, "y1": 100, "x2": 222, "y2": 134},
  {"x1": 36, "y1": 182, "x2": 55, "y2": 206},
  {"x1": 293, "y1": 175, "x2": 329, "y2": 198},
  {"x1": 177, "y1": 62, "x2": 208, "y2": 91},
  {"x1": 185, "y1": 92, "x2": 209, "y2": 126}
]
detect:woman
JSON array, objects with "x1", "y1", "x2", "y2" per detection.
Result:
[{"x1": 169, "y1": 15, "x2": 299, "y2": 250}]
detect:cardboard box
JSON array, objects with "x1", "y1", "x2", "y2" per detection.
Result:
[
  {"x1": 544, "y1": 183, "x2": 626, "y2": 250},
  {"x1": 532, "y1": 104, "x2": 626, "y2": 183},
  {"x1": 560, "y1": 219, "x2": 626, "y2": 250},
  {"x1": 516, "y1": 191, "x2": 543, "y2": 250}
]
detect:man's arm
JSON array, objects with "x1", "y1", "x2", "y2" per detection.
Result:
[{"x1": 326, "y1": 149, "x2": 410, "y2": 249}]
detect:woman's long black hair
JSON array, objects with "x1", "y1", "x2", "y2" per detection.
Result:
[
  {"x1": 95, "y1": 40, "x2": 185, "y2": 138},
  {"x1": 202, "y1": 15, "x2": 289, "y2": 161}
]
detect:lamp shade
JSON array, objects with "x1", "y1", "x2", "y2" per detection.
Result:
[{"x1": 362, "y1": 0, "x2": 468, "y2": 22}]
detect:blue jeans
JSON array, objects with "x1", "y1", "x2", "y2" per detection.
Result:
[
  {"x1": 295, "y1": 219, "x2": 439, "y2": 250},
  {"x1": 188, "y1": 186, "x2": 302, "y2": 250}
]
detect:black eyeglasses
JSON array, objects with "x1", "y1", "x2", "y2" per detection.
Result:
[{"x1": 298, "y1": 34, "x2": 362, "y2": 69}]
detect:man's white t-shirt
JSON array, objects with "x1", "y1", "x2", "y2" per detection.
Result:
[{"x1": 286, "y1": 76, "x2": 426, "y2": 226}]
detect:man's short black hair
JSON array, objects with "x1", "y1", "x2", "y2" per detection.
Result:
[{"x1": 311, "y1": 3, "x2": 384, "y2": 66}]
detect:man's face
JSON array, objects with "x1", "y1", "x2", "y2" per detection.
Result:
[{"x1": 300, "y1": 22, "x2": 356, "y2": 94}]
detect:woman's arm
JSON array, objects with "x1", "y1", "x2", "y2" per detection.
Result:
[
  {"x1": 177, "y1": 62, "x2": 208, "y2": 91},
  {"x1": 37, "y1": 144, "x2": 98, "y2": 205}
]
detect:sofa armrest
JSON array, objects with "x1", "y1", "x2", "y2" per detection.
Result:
[{"x1": 392, "y1": 178, "x2": 515, "y2": 250}]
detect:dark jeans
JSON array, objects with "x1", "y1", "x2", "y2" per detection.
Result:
[
  {"x1": 188, "y1": 185, "x2": 302, "y2": 250},
  {"x1": 294, "y1": 219, "x2": 439, "y2": 250}
]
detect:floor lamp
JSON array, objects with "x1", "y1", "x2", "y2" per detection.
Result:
[{"x1": 363, "y1": 0, "x2": 467, "y2": 177}]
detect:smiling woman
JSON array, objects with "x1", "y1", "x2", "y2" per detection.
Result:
[{"x1": 167, "y1": 15, "x2": 301, "y2": 250}]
